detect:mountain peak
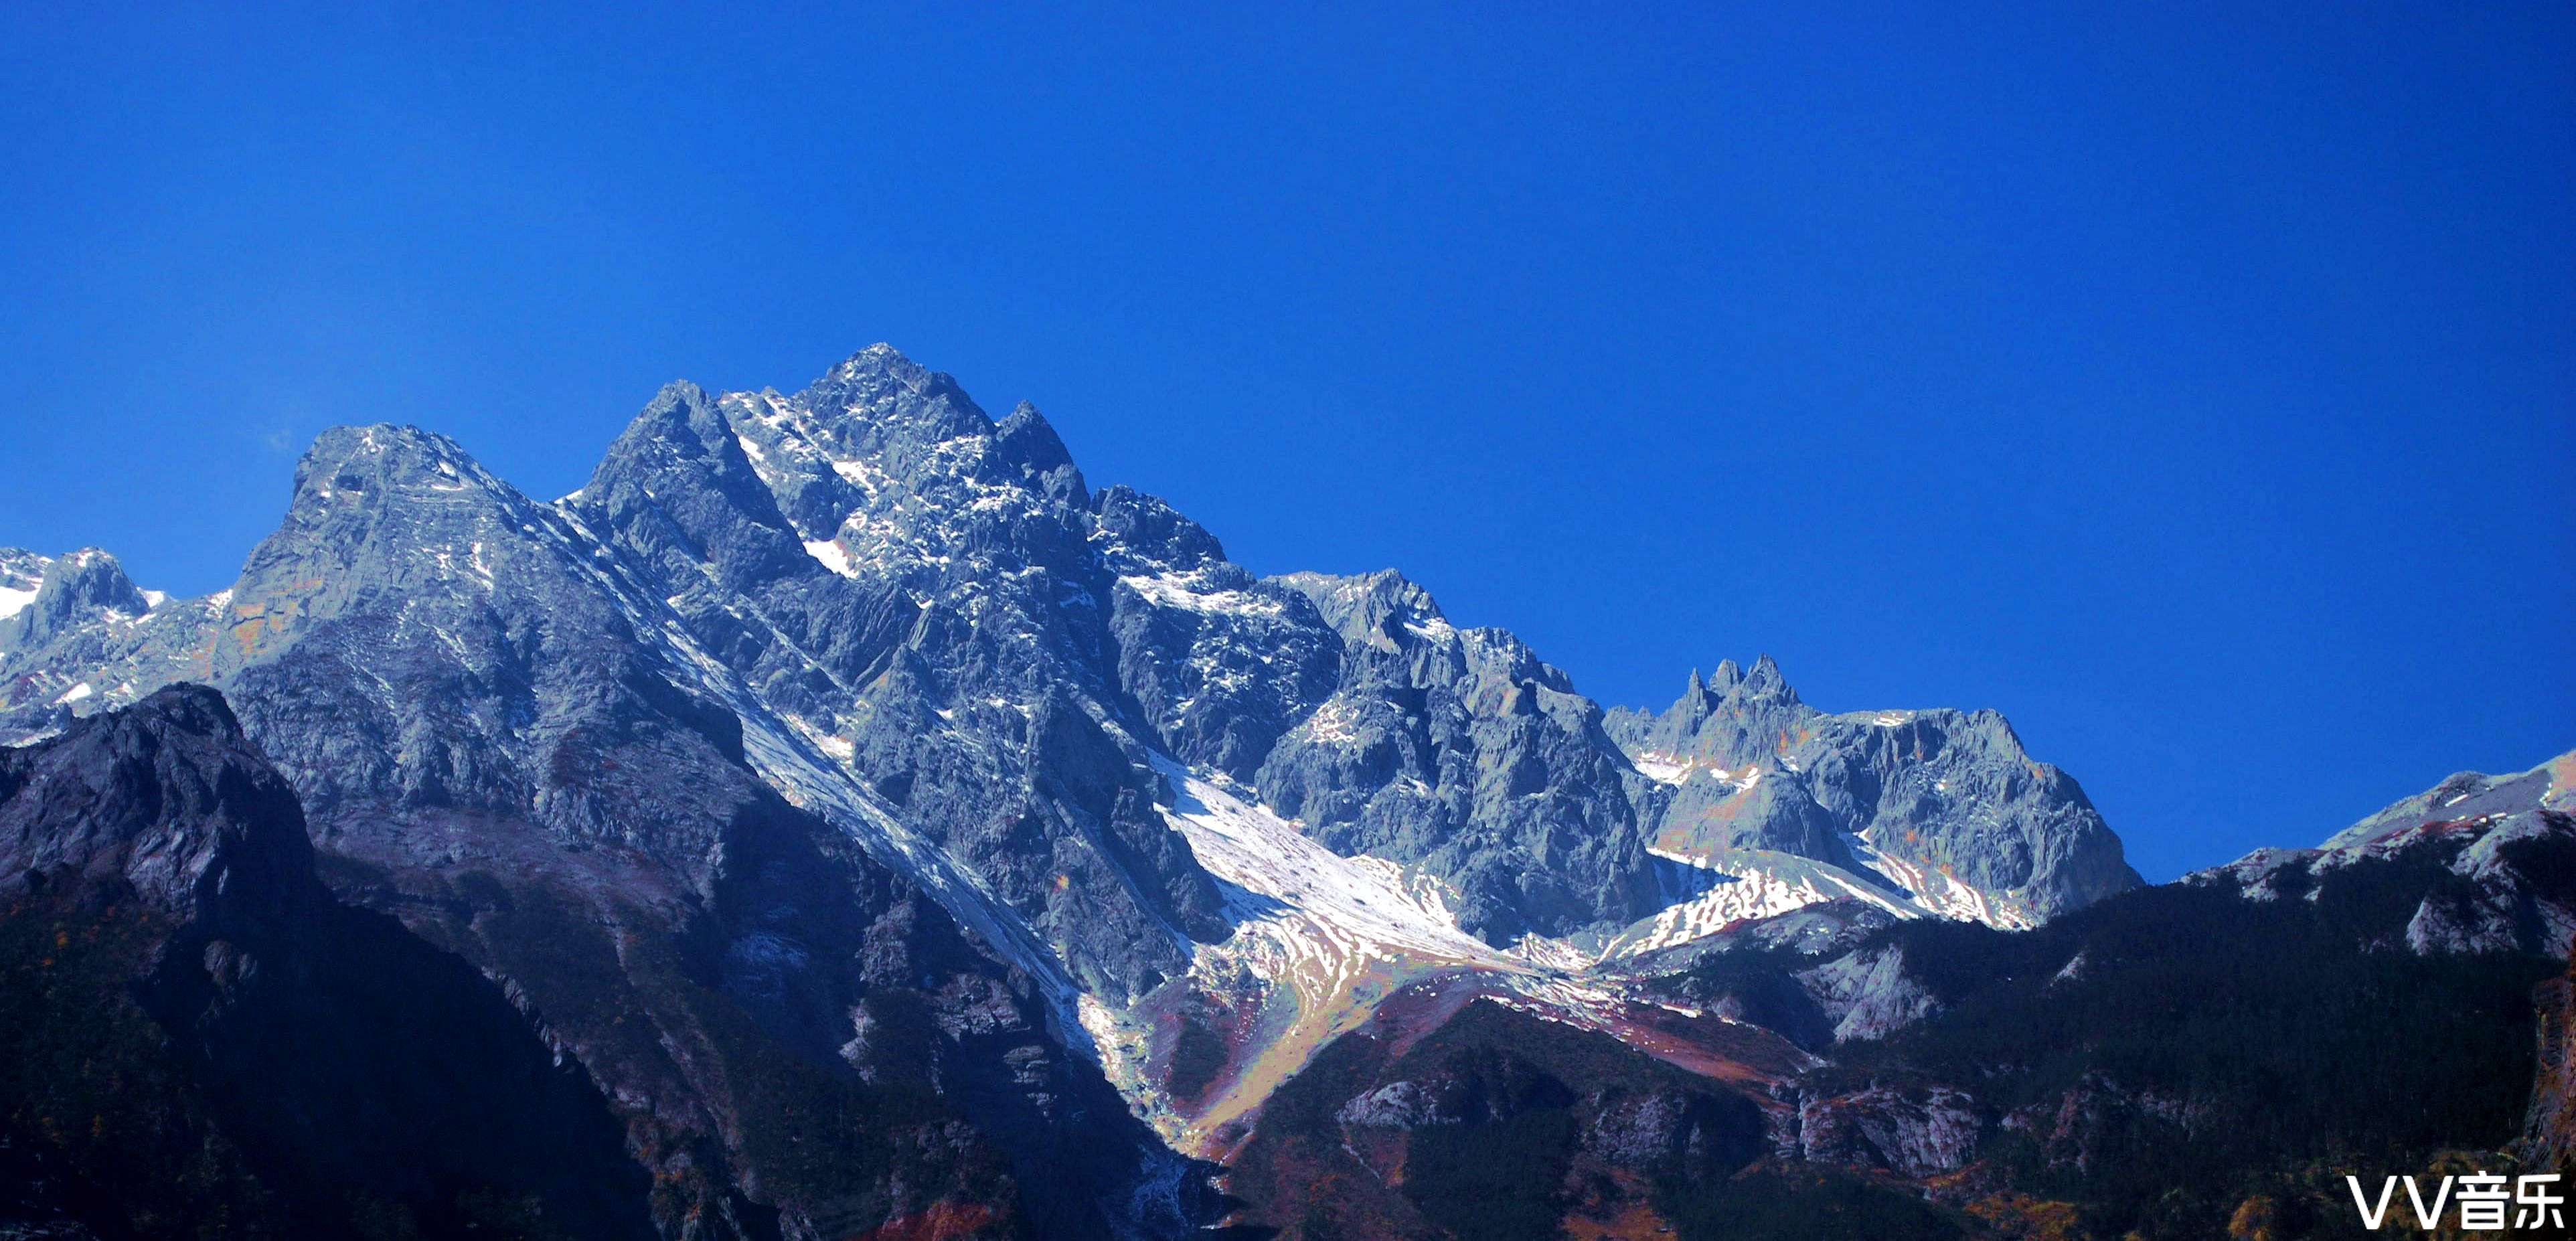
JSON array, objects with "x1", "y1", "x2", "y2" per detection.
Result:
[
  {"x1": 1744, "y1": 653, "x2": 1791, "y2": 698},
  {"x1": 2321, "y1": 746, "x2": 2576, "y2": 850},
  {"x1": 1271, "y1": 568, "x2": 1447, "y2": 643},
  {"x1": 649, "y1": 377, "x2": 712, "y2": 407},
  {"x1": 293, "y1": 424, "x2": 497, "y2": 502},
  {"x1": 809, "y1": 341, "x2": 935, "y2": 395},
  {"x1": 997, "y1": 412, "x2": 1087, "y2": 507},
  {"x1": 995, "y1": 399, "x2": 1079, "y2": 487},
  {"x1": 1670, "y1": 655, "x2": 1783, "y2": 706},
  {"x1": 211, "y1": 424, "x2": 560, "y2": 681},
  {"x1": 1, "y1": 547, "x2": 151, "y2": 649},
  {"x1": 0, "y1": 682, "x2": 315, "y2": 919},
  {"x1": 842, "y1": 340, "x2": 914, "y2": 371},
  {"x1": 599, "y1": 382, "x2": 725, "y2": 457},
  {"x1": 792, "y1": 343, "x2": 989, "y2": 440}
]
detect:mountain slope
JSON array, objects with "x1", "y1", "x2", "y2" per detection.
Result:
[
  {"x1": 0, "y1": 344, "x2": 2150, "y2": 1217},
  {"x1": 0, "y1": 686, "x2": 654, "y2": 1240},
  {"x1": 2192, "y1": 746, "x2": 2576, "y2": 956},
  {"x1": 1213, "y1": 755, "x2": 2574, "y2": 1239},
  {"x1": 7, "y1": 426, "x2": 1213, "y2": 1236}
]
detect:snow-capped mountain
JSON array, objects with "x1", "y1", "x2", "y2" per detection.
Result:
[{"x1": 0, "y1": 345, "x2": 2149, "y2": 1235}]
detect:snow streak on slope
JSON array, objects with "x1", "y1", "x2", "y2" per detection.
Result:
[
  {"x1": 1155, "y1": 756, "x2": 1506, "y2": 967},
  {"x1": 1106, "y1": 768, "x2": 1822, "y2": 1143},
  {"x1": 1848, "y1": 827, "x2": 2038, "y2": 929},
  {"x1": 1555, "y1": 837, "x2": 2036, "y2": 964},
  {"x1": 1082, "y1": 758, "x2": 1749, "y2": 1155},
  {"x1": 803, "y1": 537, "x2": 858, "y2": 577},
  {"x1": 1116, "y1": 571, "x2": 1286, "y2": 619},
  {"x1": 1592, "y1": 849, "x2": 1918, "y2": 959},
  {"x1": 1625, "y1": 750, "x2": 1763, "y2": 793},
  {"x1": 1093, "y1": 758, "x2": 1536, "y2": 1151}
]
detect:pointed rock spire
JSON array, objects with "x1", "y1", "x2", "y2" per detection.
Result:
[
  {"x1": 1675, "y1": 668, "x2": 1712, "y2": 726},
  {"x1": 1709, "y1": 658, "x2": 1743, "y2": 691},
  {"x1": 995, "y1": 400, "x2": 1087, "y2": 505},
  {"x1": 1743, "y1": 653, "x2": 1795, "y2": 701}
]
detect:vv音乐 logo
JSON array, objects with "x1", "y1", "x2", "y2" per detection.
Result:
[{"x1": 2348, "y1": 1173, "x2": 2565, "y2": 1232}]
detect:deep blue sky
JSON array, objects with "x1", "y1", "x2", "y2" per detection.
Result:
[{"x1": 3, "y1": 3, "x2": 2569, "y2": 879}]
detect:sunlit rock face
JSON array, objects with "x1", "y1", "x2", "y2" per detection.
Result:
[
  {"x1": 0, "y1": 344, "x2": 2157, "y2": 1232},
  {"x1": 1606, "y1": 660, "x2": 2142, "y2": 930}
]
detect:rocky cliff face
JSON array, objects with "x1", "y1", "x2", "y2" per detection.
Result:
[
  {"x1": 564, "y1": 366, "x2": 1243, "y2": 1003},
  {"x1": 1254, "y1": 569, "x2": 1664, "y2": 945},
  {"x1": 1218, "y1": 994, "x2": 1779, "y2": 1240},
  {"x1": 2521, "y1": 962, "x2": 2576, "y2": 1177},
  {"x1": 195, "y1": 422, "x2": 1208, "y2": 1238},
  {"x1": 1605, "y1": 659, "x2": 2140, "y2": 928}
]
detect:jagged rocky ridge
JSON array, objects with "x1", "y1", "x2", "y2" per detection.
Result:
[
  {"x1": 0, "y1": 345, "x2": 2149, "y2": 1221},
  {"x1": 1203, "y1": 751, "x2": 2576, "y2": 1238},
  {"x1": 1, "y1": 349, "x2": 2135, "y2": 955},
  {"x1": 1605, "y1": 660, "x2": 2139, "y2": 934}
]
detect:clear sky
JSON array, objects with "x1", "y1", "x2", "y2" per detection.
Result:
[{"x1": 3, "y1": 3, "x2": 2569, "y2": 879}]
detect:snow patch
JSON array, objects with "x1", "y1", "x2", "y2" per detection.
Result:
[
  {"x1": 1631, "y1": 752, "x2": 1689, "y2": 784},
  {"x1": 1301, "y1": 699, "x2": 1359, "y2": 744},
  {"x1": 1156, "y1": 758, "x2": 1502, "y2": 969},
  {"x1": 1119, "y1": 572, "x2": 1284, "y2": 618},
  {"x1": 1140, "y1": 757, "x2": 1529, "y2": 1145},
  {"x1": 1593, "y1": 851, "x2": 1917, "y2": 959},
  {"x1": 1848, "y1": 827, "x2": 2036, "y2": 930},
  {"x1": 804, "y1": 538, "x2": 857, "y2": 578}
]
